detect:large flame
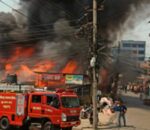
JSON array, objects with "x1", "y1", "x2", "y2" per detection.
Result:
[
  {"x1": 1, "y1": 47, "x2": 78, "y2": 86},
  {"x1": 36, "y1": 60, "x2": 78, "y2": 87},
  {"x1": 0, "y1": 47, "x2": 35, "y2": 63},
  {"x1": 62, "y1": 60, "x2": 78, "y2": 74},
  {"x1": 1, "y1": 47, "x2": 54, "y2": 82},
  {"x1": 5, "y1": 64, "x2": 13, "y2": 74},
  {"x1": 33, "y1": 60, "x2": 54, "y2": 72}
]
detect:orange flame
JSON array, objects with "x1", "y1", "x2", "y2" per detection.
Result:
[
  {"x1": 62, "y1": 60, "x2": 77, "y2": 73},
  {"x1": 1, "y1": 47, "x2": 55, "y2": 82},
  {"x1": 5, "y1": 64, "x2": 13, "y2": 74},
  {"x1": 35, "y1": 60, "x2": 78, "y2": 87},
  {"x1": 16, "y1": 65, "x2": 34, "y2": 81},
  {"x1": 33, "y1": 60, "x2": 54, "y2": 72},
  {"x1": 4, "y1": 47, "x2": 35, "y2": 63},
  {"x1": 2, "y1": 46, "x2": 78, "y2": 86}
]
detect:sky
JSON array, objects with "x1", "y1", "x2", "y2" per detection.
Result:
[
  {"x1": 0, "y1": 0, "x2": 19, "y2": 12},
  {"x1": 0, "y1": 0, "x2": 150, "y2": 57},
  {"x1": 122, "y1": 19, "x2": 150, "y2": 57}
]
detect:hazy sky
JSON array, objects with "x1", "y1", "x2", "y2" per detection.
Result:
[
  {"x1": 0, "y1": 0, "x2": 19, "y2": 12},
  {"x1": 0, "y1": 0, "x2": 150, "y2": 57},
  {"x1": 122, "y1": 19, "x2": 150, "y2": 57}
]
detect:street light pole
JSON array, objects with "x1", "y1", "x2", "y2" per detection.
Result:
[{"x1": 92, "y1": 0, "x2": 98, "y2": 129}]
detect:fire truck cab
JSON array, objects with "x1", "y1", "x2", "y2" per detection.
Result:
[{"x1": 0, "y1": 87, "x2": 81, "y2": 130}]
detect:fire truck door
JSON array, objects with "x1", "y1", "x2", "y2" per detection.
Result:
[
  {"x1": 43, "y1": 95, "x2": 61, "y2": 124},
  {"x1": 29, "y1": 95, "x2": 42, "y2": 117}
]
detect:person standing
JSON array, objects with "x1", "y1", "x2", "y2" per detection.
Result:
[{"x1": 118, "y1": 102, "x2": 127, "y2": 127}]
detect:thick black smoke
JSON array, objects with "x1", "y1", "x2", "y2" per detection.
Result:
[
  {"x1": 24, "y1": 0, "x2": 150, "y2": 41},
  {"x1": 24, "y1": 0, "x2": 83, "y2": 40},
  {"x1": 0, "y1": 12, "x2": 17, "y2": 58},
  {"x1": 1, "y1": 0, "x2": 150, "y2": 42},
  {"x1": 0, "y1": 0, "x2": 150, "y2": 81},
  {"x1": 99, "y1": 0, "x2": 150, "y2": 40}
]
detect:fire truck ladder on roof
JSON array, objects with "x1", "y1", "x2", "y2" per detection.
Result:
[{"x1": 0, "y1": 84, "x2": 35, "y2": 92}]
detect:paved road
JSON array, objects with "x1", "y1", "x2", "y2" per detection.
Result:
[
  {"x1": 74, "y1": 91, "x2": 150, "y2": 130},
  {"x1": 123, "y1": 92, "x2": 150, "y2": 130}
]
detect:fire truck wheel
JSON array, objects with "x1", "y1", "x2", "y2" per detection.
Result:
[
  {"x1": 0, "y1": 117, "x2": 10, "y2": 130},
  {"x1": 43, "y1": 121, "x2": 54, "y2": 130}
]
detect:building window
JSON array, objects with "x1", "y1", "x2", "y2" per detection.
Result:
[
  {"x1": 138, "y1": 44, "x2": 145, "y2": 48},
  {"x1": 123, "y1": 43, "x2": 131, "y2": 47},
  {"x1": 138, "y1": 57, "x2": 145, "y2": 61},
  {"x1": 132, "y1": 44, "x2": 137, "y2": 47},
  {"x1": 138, "y1": 50, "x2": 145, "y2": 54},
  {"x1": 132, "y1": 50, "x2": 138, "y2": 54}
]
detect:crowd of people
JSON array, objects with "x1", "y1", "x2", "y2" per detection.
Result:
[
  {"x1": 81, "y1": 95, "x2": 128, "y2": 127},
  {"x1": 124, "y1": 83, "x2": 150, "y2": 94},
  {"x1": 81, "y1": 81, "x2": 150, "y2": 127},
  {"x1": 99, "y1": 96, "x2": 127, "y2": 127}
]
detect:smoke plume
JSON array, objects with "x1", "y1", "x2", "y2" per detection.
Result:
[{"x1": 0, "y1": 0, "x2": 150, "y2": 81}]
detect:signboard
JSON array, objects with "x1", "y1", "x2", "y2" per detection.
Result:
[
  {"x1": 65, "y1": 74, "x2": 83, "y2": 85},
  {"x1": 42, "y1": 74, "x2": 62, "y2": 81},
  {"x1": 16, "y1": 94, "x2": 25, "y2": 116}
]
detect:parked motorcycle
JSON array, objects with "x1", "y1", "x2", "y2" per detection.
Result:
[{"x1": 80, "y1": 105, "x2": 92, "y2": 119}]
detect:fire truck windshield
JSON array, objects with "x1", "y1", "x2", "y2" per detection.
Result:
[{"x1": 61, "y1": 97, "x2": 80, "y2": 108}]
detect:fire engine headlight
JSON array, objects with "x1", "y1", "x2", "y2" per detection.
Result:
[{"x1": 61, "y1": 113, "x2": 67, "y2": 122}]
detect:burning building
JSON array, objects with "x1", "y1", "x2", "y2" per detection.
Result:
[
  {"x1": 0, "y1": 0, "x2": 89, "y2": 84},
  {"x1": 0, "y1": 0, "x2": 150, "y2": 89}
]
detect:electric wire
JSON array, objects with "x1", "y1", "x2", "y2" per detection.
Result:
[
  {"x1": 119, "y1": 60, "x2": 146, "y2": 74},
  {"x1": 0, "y1": 43, "x2": 89, "y2": 64},
  {"x1": 0, "y1": 0, "x2": 81, "y2": 29},
  {"x1": 0, "y1": 0, "x2": 149, "y2": 62},
  {"x1": 0, "y1": 1, "x2": 143, "y2": 29},
  {"x1": 1, "y1": 0, "x2": 149, "y2": 40},
  {"x1": 0, "y1": 0, "x2": 39, "y2": 24},
  {"x1": 0, "y1": 0, "x2": 84, "y2": 44},
  {"x1": 0, "y1": 28, "x2": 78, "y2": 38},
  {"x1": 46, "y1": 0, "x2": 77, "y2": 19},
  {"x1": 0, "y1": 33, "x2": 77, "y2": 46}
]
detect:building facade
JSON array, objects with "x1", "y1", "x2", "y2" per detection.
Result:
[
  {"x1": 119, "y1": 40, "x2": 146, "y2": 62},
  {"x1": 110, "y1": 40, "x2": 146, "y2": 86}
]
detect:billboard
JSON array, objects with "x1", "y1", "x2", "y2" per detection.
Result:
[{"x1": 65, "y1": 74, "x2": 83, "y2": 85}]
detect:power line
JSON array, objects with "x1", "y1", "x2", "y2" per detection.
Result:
[
  {"x1": 2, "y1": 0, "x2": 149, "y2": 43},
  {"x1": 0, "y1": 0, "x2": 83, "y2": 29},
  {"x1": 1, "y1": 0, "x2": 149, "y2": 36},
  {"x1": 0, "y1": 32, "x2": 77, "y2": 46},
  {"x1": 0, "y1": 27, "x2": 78, "y2": 40},
  {"x1": 0, "y1": 0, "x2": 39, "y2": 24},
  {"x1": 0, "y1": 0, "x2": 87, "y2": 45},
  {"x1": 27, "y1": 0, "x2": 78, "y2": 27},
  {"x1": 120, "y1": 60, "x2": 145, "y2": 74},
  {"x1": 0, "y1": 18, "x2": 80, "y2": 29},
  {"x1": 0, "y1": 0, "x2": 81, "y2": 29},
  {"x1": 47, "y1": 0, "x2": 79, "y2": 19}
]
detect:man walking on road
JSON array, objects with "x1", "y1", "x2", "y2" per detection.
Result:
[{"x1": 118, "y1": 102, "x2": 127, "y2": 127}]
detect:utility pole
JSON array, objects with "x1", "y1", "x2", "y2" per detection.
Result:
[
  {"x1": 92, "y1": 0, "x2": 98, "y2": 129},
  {"x1": 76, "y1": 1, "x2": 103, "y2": 128}
]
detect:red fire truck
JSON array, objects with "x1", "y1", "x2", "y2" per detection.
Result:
[{"x1": 0, "y1": 85, "x2": 81, "y2": 130}]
